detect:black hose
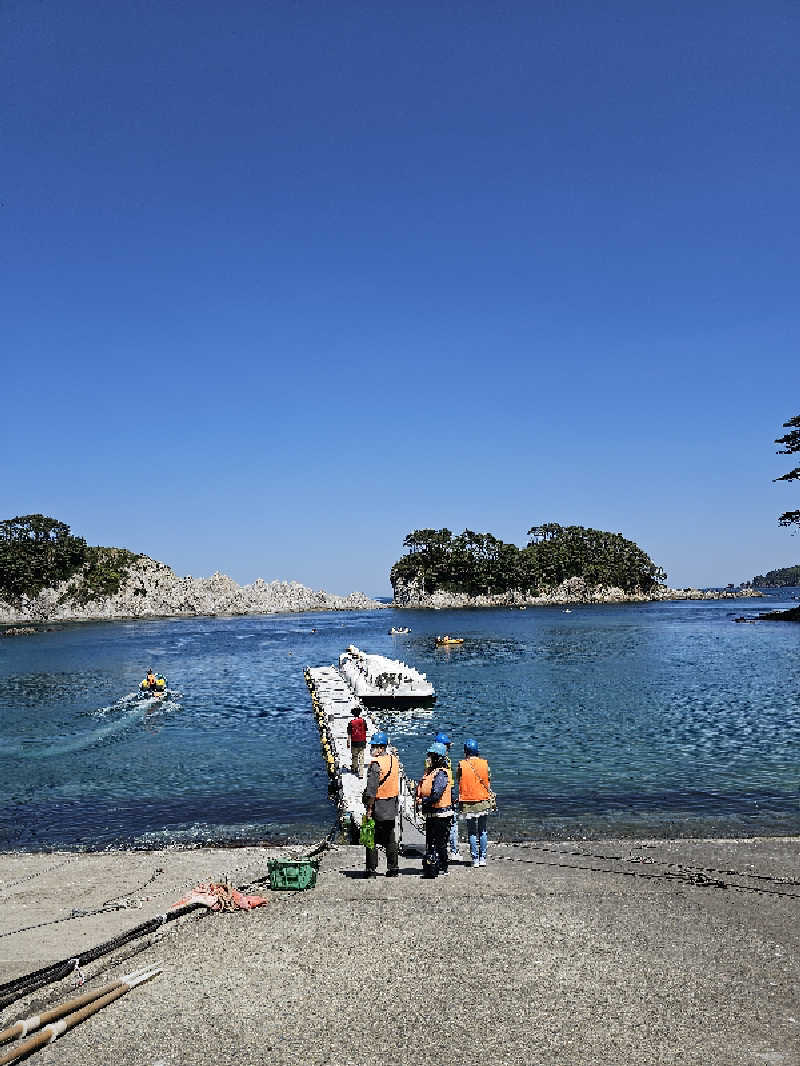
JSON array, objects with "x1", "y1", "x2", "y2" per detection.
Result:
[{"x1": 0, "y1": 903, "x2": 200, "y2": 1012}]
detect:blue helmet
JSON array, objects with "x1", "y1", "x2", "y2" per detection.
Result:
[
  {"x1": 434, "y1": 732, "x2": 451, "y2": 746},
  {"x1": 427, "y1": 742, "x2": 447, "y2": 758},
  {"x1": 371, "y1": 730, "x2": 389, "y2": 747},
  {"x1": 464, "y1": 738, "x2": 479, "y2": 755}
]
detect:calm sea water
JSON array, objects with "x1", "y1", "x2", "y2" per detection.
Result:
[{"x1": 1, "y1": 594, "x2": 798, "y2": 850}]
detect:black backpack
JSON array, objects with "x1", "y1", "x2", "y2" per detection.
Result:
[{"x1": 422, "y1": 845, "x2": 440, "y2": 878}]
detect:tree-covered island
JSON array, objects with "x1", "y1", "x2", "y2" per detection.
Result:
[
  {"x1": 751, "y1": 564, "x2": 800, "y2": 588},
  {"x1": 391, "y1": 524, "x2": 668, "y2": 605}
]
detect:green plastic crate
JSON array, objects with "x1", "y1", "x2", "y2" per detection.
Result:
[{"x1": 267, "y1": 858, "x2": 319, "y2": 891}]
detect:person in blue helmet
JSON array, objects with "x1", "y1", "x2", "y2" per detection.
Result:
[
  {"x1": 415, "y1": 742, "x2": 453, "y2": 877},
  {"x1": 458, "y1": 738, "x2": 492, "y2": 867},
  {"x1": 363, "y1": 731, "x2": 400, "y2": 878},
  {"x1": 423, "y1": 731, "x2": 461, "y2": 861}
]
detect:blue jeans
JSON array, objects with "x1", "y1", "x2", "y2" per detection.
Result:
[
  {"x1": 465, "y1": 813, "x2": 488, "y2": 862},
  {"x1": 449, "y1": 817, "x2": 459, "y2": 854}
]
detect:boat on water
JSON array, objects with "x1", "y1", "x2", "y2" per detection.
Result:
[
  {"x1": 389, "y1": 626, "x2": 410, "y2": 635},
  {"x1": 435, "y1": 635, "x2": 464, "y2": 646},
  {"x1": 337, "y1": 645, "x2": 435, "y2": 708},
  {"x1": 140, "y1": 674, "x2": 167, "y2": 697}
]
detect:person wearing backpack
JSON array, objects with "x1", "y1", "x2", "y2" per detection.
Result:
[
  {"x1": 422, "y1": 731, "x2": 460, "y2": 861},
  {"x1": 458, "y1": 738, "x2": 492, "y2": 867},
  {"x1": 363, "y1": 731, "x2": 400, "y2": 878},
  {"x1": 416, "y1": 742, "x2": 453, "y2": 878},
  {"x1": 347, "y1": 709, "x2": 368, "y2": 776}
]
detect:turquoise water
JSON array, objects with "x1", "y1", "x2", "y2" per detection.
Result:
[{"x1": 0, "y1": 596, "x2": 798, "y2": 849}]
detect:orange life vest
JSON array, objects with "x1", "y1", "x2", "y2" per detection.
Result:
[
  {"x1": 374, "y1": 753, "x2": 399, "y2": 800},
  {"x1": 423, "y1": 754, "x2": 454, "y2": 787},
  {"x1": 418, "y1": 767, "x2": 452, "y2": 811},
  {"x1": 458, "y1": 757, "x2": 490, "y2": 802}
]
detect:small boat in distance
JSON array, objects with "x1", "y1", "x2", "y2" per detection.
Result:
[
  {"x1": 435, "y1": 635, "x2": 464, "y2": 646},
  {"x1": 389, "y1": 627, "x2": 410, "y2": 635}
]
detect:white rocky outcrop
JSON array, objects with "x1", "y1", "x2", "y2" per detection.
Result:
[
  {"x1": 391, "y1": 575, "x2": 763, "y2": 608},
  {"x1": 0, "y1": 557, "x2": 382, "y2": 624}
]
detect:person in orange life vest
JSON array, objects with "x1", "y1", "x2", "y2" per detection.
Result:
[
  {"x1": 346, "y1": 709, "x2": 368, "y2": 776},
  {"x1": 145, "y1": 669, "x2": 156, "y2": 690},
  {"x1": 363, "y1": 731, "x2": 399, "y2": 878},
  {"x1": 423, "y1": 731, "x2": 460, "y2": 860},
  {"x1": 458, "y1": 738, "x2": 492, "y2": 867},
  {"x1": 416, "y1": 742, "x2": 453, "y2": 877}
]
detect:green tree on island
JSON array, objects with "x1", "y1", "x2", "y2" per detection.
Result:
[
  {"x1": 0, "y1": 515, "x2": 87, "y2": 607},
  {"x1": 751, "y1": 564, "x2": 800, "y2": 587},
  {"x1": 390, "y1": 523, "x2": 666, "y2": 598},
  {"x1": 0, "y1": 514, "x2": 145, "y2": 611},
  {"x1": 523, "y1": 524, "x2": 667, "y2": 593},
  {"x1": 774, "y1": 414, "x2": 800, "y2": 528}
]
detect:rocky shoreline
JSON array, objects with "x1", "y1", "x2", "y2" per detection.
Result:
[
  {"x1": 0, "y1": 561, "x2": 766, "y2": 629},
  {"x1": 757, "y1": 605, "x2": 800, "y2": 621},
  {"x1": 392, "y1": 575, "x2": 764, "y2": 608},
  {"x1": 0, "y1": 557, "x2": 382, "y2": 626}
]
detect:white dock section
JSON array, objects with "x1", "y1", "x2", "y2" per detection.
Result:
[
  {"x1": 337, "y1": 646, "x2": 435, "y2": 708},
  {"x1": 304, "y1": 666, "x2": 424, "y2": 853}
]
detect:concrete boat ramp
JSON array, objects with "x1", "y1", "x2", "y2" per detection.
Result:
[{"x1": 303, "y1": 665, "x2": 425, "y2": 855}]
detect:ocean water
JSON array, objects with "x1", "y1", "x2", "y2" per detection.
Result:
[{"x1": 0, "y1": 594, "x2": 798, "y2": 850}]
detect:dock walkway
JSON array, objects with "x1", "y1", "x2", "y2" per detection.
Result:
[{"x1": 304, "y1": 666, "x2": 424, "y2": 855}]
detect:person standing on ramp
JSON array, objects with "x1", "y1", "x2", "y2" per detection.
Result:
[
  {"x1": 363, "y1": 731, "x2": 400, "y2": 878},
  {"x1": 458, "y1": 738, "x2": 492, "y2": 867}
]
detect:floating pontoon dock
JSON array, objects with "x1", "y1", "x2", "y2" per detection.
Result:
[
  {"x1": 337, "y1": 645, "x2": 435, "y2": 709},
  {"x1": 304, "y1": 666, "x2": 424, "y2": 854}
]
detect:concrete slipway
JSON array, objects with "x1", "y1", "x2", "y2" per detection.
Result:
[{"x1": 0, "y1": 838, "x2": 798, "y2": 1065}]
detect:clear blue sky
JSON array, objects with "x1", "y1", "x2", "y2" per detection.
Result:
[{"x1": 3, "y1": 2, "x2": 798, "y2": 595}]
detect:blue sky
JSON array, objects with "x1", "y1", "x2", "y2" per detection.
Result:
[{"x1": 2, "y1": 2, "x2": 798, "y2": 595}]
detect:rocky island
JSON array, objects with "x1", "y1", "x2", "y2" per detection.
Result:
[
  {"x1": 390, "y1": 524, "x2": 763, "y2": 608},
  {"x1": 0, "y1": 515, "x2": 380, "y2": 627}
]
